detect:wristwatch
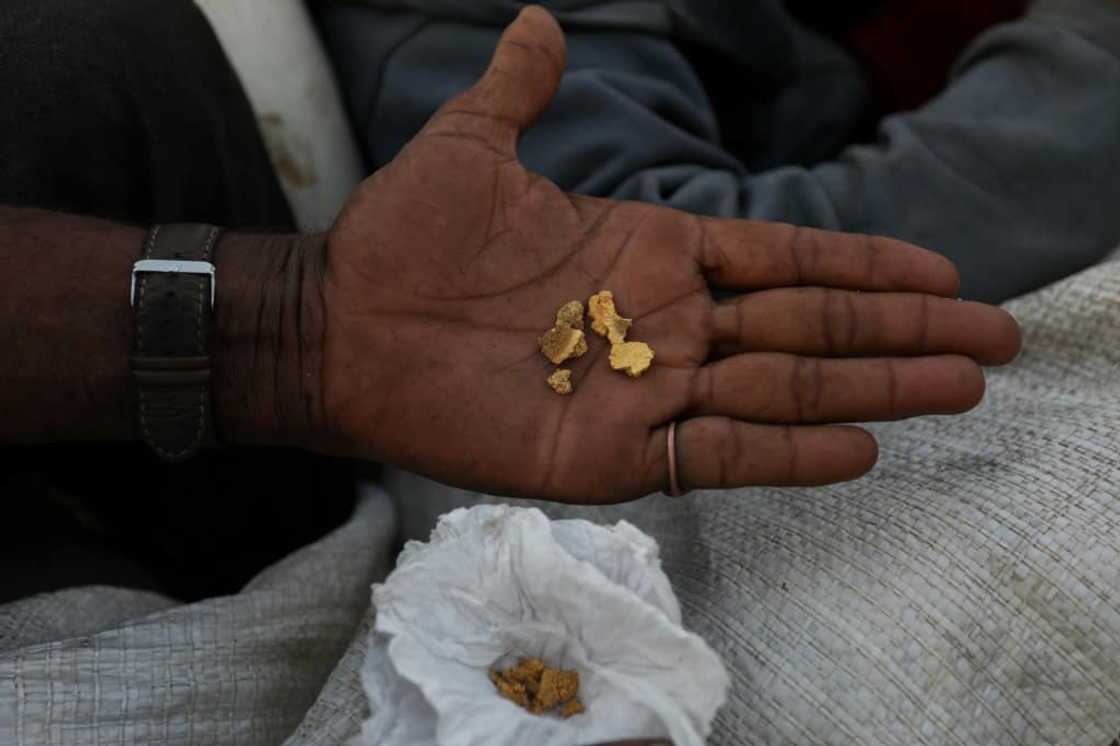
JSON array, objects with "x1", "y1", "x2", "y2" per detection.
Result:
[{"x1": 129, "y1": 223, "x2": 221, "y2": 461}]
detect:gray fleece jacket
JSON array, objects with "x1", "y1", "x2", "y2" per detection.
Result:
[{"x1": 320, "y1": 0, "x2": 1120, "y2": 302}]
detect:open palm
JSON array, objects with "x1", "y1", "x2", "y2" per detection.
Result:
[{"x1": 320, "y1": 7, "x2": 1019, "y2": 503}]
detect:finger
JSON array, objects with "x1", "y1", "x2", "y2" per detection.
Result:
[
  {"x1": 688, "y1": 353, "x2": 985, "y2": 424},
  {"x1": 696, "y1": 217, "x2": 960, "y2": 296},
  {"x1": 711, "y1": 289, "x2": 1022, "y2": 365},
  {"x1": 422, "y1": 6, "x2": 566, "y2": 154},
  {"x1": 646, "y1": 418, "x2": 878, "y2": 492}
]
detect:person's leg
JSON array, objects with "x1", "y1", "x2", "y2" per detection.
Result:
[{"x1": 0, "y1": 0, "x2": 355, "y2": 603}]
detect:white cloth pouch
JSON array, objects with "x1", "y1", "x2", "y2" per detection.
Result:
[{"x1": 356, "y1": 505, "x2": 729, "y2": 746}]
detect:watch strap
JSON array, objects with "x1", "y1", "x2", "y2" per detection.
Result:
[{"x1": 131, "y1": 223, "x2": 220, "y2": 461}]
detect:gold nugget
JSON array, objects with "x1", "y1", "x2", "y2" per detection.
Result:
[
  {"x1": 547, "y1": 369, "x2": 573, "y2": 395},
  {"x1": 491, "y1": 658, "x2": 584, "y2": 719},
  {"x1": 539, "y1": 325, "x2": 587, "y2": 365},
  {"x1": 562, "y1": 699, "x2": 586, "y2": 718},
  {"x1": 533, "y1": 668, "x2": 580, "y2": 713},
  {"x1": 609, "y1": 341, "x2": 655, "y2": 378},
  {"x1": 490, "y1": 669, "x2": 531, "y2": 709},
  {"x1": 588, "y1": 290, "x2": 633, "y2": 345},
  {"x1": 539, "y1": 299, "x2": 588, "y2": 365},
  {"x1": 506, "y1": 657, "x2": 545, "y2": 687},
  {"x1": 555, "y1": 300, "x2": 585, "y2": 329}
]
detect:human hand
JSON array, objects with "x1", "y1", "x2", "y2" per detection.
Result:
[{"x1": 313, "y1": 6, "x2": 1020, "y2": 503}]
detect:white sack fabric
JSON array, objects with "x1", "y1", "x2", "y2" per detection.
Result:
[{"x1": 0, "y1": 488, "x2": 397, "y2": 745}]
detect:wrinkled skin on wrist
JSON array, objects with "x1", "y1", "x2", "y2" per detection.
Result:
[
  {"x1": 313, "y1": 7, "x2": 1020, "y2": 503},
  {"x1": 212, "y1": 230, "x2": 332, "y2": 449}
]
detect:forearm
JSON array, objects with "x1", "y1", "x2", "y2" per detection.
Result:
[{"x1": 0, "y1": 206, "x2": 326, "y2": 448}]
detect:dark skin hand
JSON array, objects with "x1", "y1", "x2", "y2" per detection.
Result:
[
  {"x1": 0, "y1": 8, "x2": 1019, "y2": 506},
  {"x1": 317, "y1": 6, "x2": 1020, "y2": 502}
]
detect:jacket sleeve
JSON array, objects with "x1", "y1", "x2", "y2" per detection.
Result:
[{"x1": 743, "y1": 0, "x2": 1120, "y2": 302}]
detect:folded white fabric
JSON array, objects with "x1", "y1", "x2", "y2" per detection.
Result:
[{"x1": 357, "y1": 505, "x2": 729, "y2": 746}]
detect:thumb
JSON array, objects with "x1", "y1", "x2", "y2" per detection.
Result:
[{"x1": 424, "y1": 5, "x2": 567, "y2": 153}]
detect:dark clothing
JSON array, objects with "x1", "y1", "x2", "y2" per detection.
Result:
[
  {"x1": 0, "y1": 0, "x2": 290, "y2": 226},
  {"x1": 0, "y1": 0, "x2": 354, "y2": 603}
]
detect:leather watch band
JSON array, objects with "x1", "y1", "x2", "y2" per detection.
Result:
[{"x1": 131, "y1": 224, "x2": 221, "y2": 461}]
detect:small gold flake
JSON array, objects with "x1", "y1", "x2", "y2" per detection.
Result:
[
  {"x1": 555, "y1": 300, "x2": 584, "y2": 329},
  {"x1": 547, "y1": 369, "x2": 573, "y2": 395}
]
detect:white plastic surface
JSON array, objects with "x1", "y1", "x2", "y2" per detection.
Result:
[{"x1": 194, "y1": 0, "x2": 366, "y2": 232}]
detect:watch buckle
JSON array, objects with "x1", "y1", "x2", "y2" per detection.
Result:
[{"x1": 130, "y1": 259, "x2": 216, "y2": 308}]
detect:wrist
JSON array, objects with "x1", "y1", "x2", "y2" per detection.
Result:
[{"x1": 212, "y1": 230, "x2": 330, "y2": 449}]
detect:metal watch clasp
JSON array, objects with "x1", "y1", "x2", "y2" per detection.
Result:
[{"x1": 130, "y1": 259, "x2": 216, "y2": 308}]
